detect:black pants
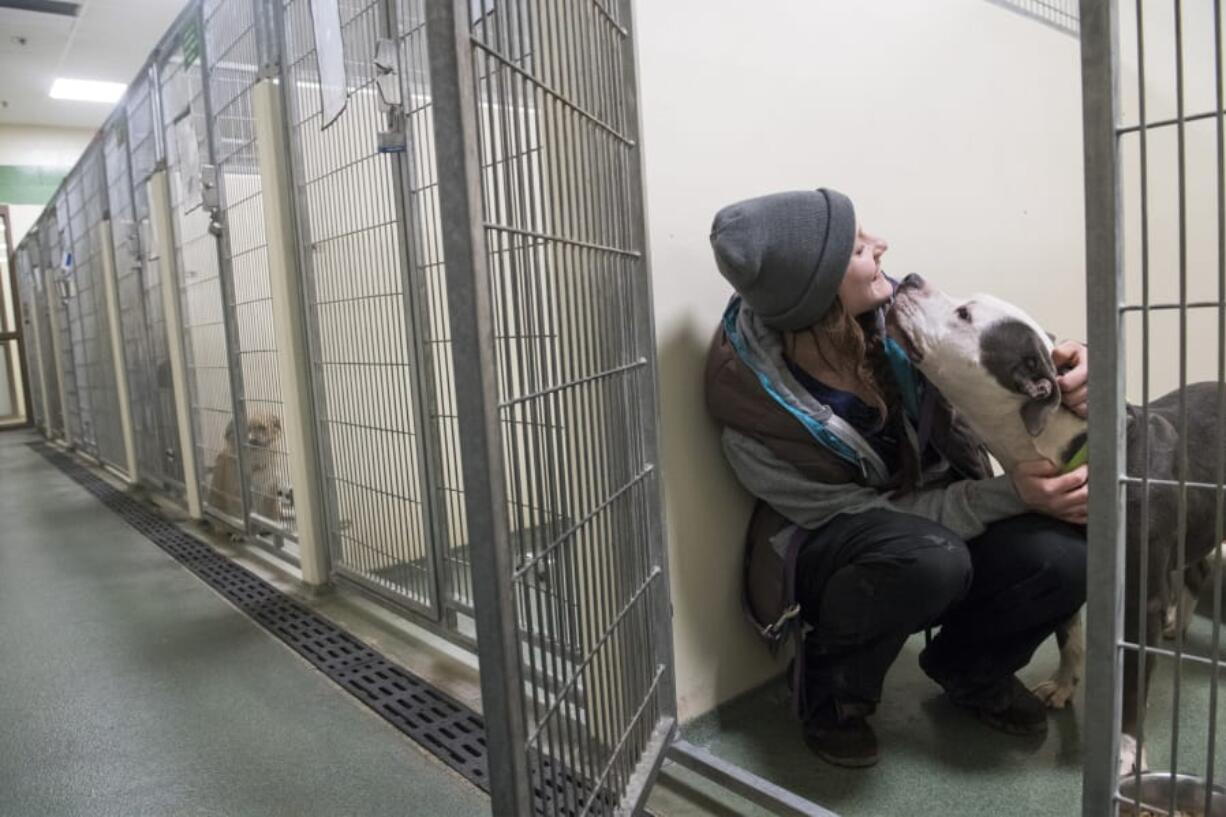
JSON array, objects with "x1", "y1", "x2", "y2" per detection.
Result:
[{"x1": 795, "y1": 509, "x2": 1086, "y2": 716}]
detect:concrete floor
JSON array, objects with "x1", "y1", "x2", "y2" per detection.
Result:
[{"x1": 0, "y1": 431, "x2": 489, "y2": 817}]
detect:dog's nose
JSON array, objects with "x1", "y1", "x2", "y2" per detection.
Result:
[{"x1": 899, "y1": 273, "x2": 926, "y2": 291}]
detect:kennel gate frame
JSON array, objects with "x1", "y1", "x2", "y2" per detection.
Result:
[
  {"x1": 103, "y1": 78, "x2": 169, "y2": 493},
  {"x1": 54, "y1": 182, "x2": 91, "y2": 454},
  {"x1": 66, "y1": 140, "x2": 129, "y2": 474},
  {"x1": 201, "y1": 0, "x2": 307, "y2": 550},
  {"x1": 270, "y1": 0, "x2": 455, "y2": 622},
  {"x1": 39, "y1": 207, "x2": 74, "y2": 446},
  {"x1": 1081, "y1": 1, "x2": 1226, "y2": 815},
  {"x1": 155, "y1": 0, "x2": 261, "y2": 534},
  {"x1": 130, "y1": 59, "x2": 193, "y2": 502},
  {"x1": 101, "y1": 97, "x2": 160, "y2": 487},
  {"x1": 11, "y1": 238, "x2": 40, "y2": 430},
  {"x1": 26, "y1": 218, "x2": 64, "y2": 440},
  {"x1": 6, "y1": 223, "x2": 37, "y2": 431},
  {"x1": 425, "y1": 0, "x2": 683, "y2": 812}
]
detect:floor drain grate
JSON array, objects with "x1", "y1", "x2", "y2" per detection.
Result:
[{"x1": 31, "y1": 442, "x2": 632, "y2": 814}]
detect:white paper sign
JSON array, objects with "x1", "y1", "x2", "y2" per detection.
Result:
[
  {"x1": 175, "y1": 116, "x2": 202, "y2": 213},
  {"x1": 163, "y1": 70, "x2": 192, "y2": 124},
  {"x1": 310, "y1": 0, "x2": 348, "y2": 128}
]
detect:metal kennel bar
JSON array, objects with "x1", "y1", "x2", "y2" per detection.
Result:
[
  {"x1": 63, "y1": 159, "x2": 98, "y2": 456},
  {"x1": 1083, "y1": 0, "x2": 1226, "y2": 814},
  {"x1": 102, "y1": 86, "x2": 153, "y2": 485},
  {"x1": 40, "y1": 210, "x2": 72, "y2": 444},
  {"x1": 202, "y1": 0, "x2": 300, "y2": 547},
  {"x1": 1, "y1": 212, "x2": 30, "y2": 428},
  {"x1": 12, "y1": 241, "x2": 43, "y2": 430},
  {"x1": 28, "y1": 222, "x2": 63, "y2": 439},
  {"x1": 158, "y1": 4, "x2": 252, "y2": 528},
  {"x1": 1079, "y1": 1, "x2": 1127, "y2": 812},
  {"x1": 68, "y1": 142, "x2": 127, "y2": 472},
  {"x1": 276, "y1": 0, "x2": 445, "y2": 615},
  {"x1": 55, "y1": 184, "x2": 94, "y2": 453},
  {"x1": 128, "y1": 63, "x2": 188, "y2": 501},
  {"x1": 103, "y1": 109, "x2": 154, "y2": 480},
  {"x1": 394, "y1": 0, "x2": 481, "y2": 630},
  {"x1": 426, "y1": 0, "x2": 676, "y2": 812},
  {"x1": 104, "y1": 96, "x2": 155, "y2": 483}
]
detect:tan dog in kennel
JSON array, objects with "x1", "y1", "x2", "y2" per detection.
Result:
[{"x1": 206, "y1": 410, "x2": 283, "y2": 524}]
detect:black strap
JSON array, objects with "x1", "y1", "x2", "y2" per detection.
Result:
[{"x1": 917, "y1": 382, "x2": 939, "y2": 454}]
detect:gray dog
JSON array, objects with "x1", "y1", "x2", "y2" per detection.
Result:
[{"x1": 889, "y1": 273, "x2": 1222, "y2": 774}]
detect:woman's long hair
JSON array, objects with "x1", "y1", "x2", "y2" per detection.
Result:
[{"x1": 786, "y1": 298, "x2": 921, "y2": 491}]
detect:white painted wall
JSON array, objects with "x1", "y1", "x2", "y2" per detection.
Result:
[
  {"x1": 636, "y1": 0, "x2": 1086, "y2": 721},
  {"x1": 8, "y1": 206, "x2": 44, "y2": 247},
  {"x1": 0, "y1": 124, "x2": 93, "y2": 169},
  {"x1": 1, "y1": 124, "x2": 94, "y2": 243}
]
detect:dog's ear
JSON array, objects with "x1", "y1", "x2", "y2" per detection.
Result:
[
  {"x1": 223, "y1": 419, "x2": 235, "y2": 443},
  {"x1": 1015, "y1": 351, "x2": 1061, "y2": 437},
  {"x1": 981, "y1": 319, "x2": 1065, "y2": 437}
]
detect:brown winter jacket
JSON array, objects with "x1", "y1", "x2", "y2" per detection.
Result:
[{"x1": 705, "y1": 297, "x2": 1029, "y2": 636}]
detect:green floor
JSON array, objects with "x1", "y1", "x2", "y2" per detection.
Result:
[
  {"x1": 6, "y1": 426, "x2": 1224, "y2": 817},
  {"x1": 0, "y1": 432, "x2": 488, "y2": 817},
  {"x1": 682, "y1": 587, "x2": 1226, "y2": 816}
]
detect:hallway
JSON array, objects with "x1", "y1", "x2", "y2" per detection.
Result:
[{"x1": 0, "y1": 431, "x2": 488, "y2": 817}]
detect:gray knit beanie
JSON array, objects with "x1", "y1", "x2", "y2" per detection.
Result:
[{"x1": 710, "y1": 188, "x2": 857, "y2": 331}]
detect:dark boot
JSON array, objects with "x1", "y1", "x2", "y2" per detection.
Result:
[
  {"x1": 801, "y1": 699, "x2": 880, "y2": 768},
  {"x1": 920, "y1": 650, "x2": 1048, "y2": 736}
]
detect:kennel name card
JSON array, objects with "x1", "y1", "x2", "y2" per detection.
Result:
[{"x1": 309, "y1": 0, "x2": 348, "y2": 129}]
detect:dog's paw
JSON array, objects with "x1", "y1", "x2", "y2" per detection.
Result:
[
  {"x1": 1163, "y1": 604, "x2": 1179, "y2": 640},
  {"x1": 1032, "y1": 676, "x2": 1076, "y2": 709},
  {"x1": 1118, "y1": 734, "x2": 1150, "y2": 777}
]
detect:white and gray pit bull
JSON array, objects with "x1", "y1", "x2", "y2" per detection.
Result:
[{"x1": 888, "y1": 273, "x2": 1223, "y2": 775}]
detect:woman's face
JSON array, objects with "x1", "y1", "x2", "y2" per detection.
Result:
[{"x1": 837, "y1": 225, "x2": 892, "y2": 316}]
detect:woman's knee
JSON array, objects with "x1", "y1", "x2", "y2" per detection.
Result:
[
  {"x1": 901, "y1": 533, "x2": 974, "y2": 617},
  {"x1": 990, "y1": 513, "x2": 1088, "y2": 614},
  {"x1": 847, "y1": 523, "x2": 974, "y2": 624}
]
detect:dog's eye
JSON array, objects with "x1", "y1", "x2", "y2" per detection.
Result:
[{"x1": 956, "y1": 306, "x2": 971, "y2": 322}]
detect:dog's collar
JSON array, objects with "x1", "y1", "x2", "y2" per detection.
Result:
[{"x1": 1060, "y1": 440, "x2": 1089, "y2": 474}]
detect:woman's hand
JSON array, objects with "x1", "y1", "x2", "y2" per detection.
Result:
[
  {"x1": 1010, "y1": 459, "x2": 1088, "y2": 525},
  {"x1": 1052, "y1": 340, "x2": 1088, "y2": 418}
]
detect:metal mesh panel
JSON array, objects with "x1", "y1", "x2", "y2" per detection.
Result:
[
  {"x1": 84, "y1": 143, "x2": 126, "y2": 469},
  {"x1": 104, "y1": 112, "x2": 159, "y2": 483},
  {"x1": 128, "y1": 68, "x2": 187, "y2": 497},
  {"x1": 280, "y1": 0, "x2": 440, "y2": 613},
  {"x1": 37, "y1": 214, "x2": 67, "y2": 439},
  {"x1": 462, "y1": 1, "x2": 671, "y2": 811},
  {"x1": 397, "y1": 0, "x2": 477, "y2": 621},
  {"x1": 55, "y1": 187, "x2": 91, "y2": 449},
  {"x1": 13, "y1": 243, "x2": 44, "y2": 429},
  {"x1": 160, "y1": 17, "x2": 246, "y2": 524},
  {"x1": 205, "y1": 0, "x2": 298, "y2": 541},
  {"x1": 64, "y1": 169, "x2": 97, "y2": 454},
  {"x1": 986, "y1": 0, "x2": 1079, "y2": 35},
  {"x1": 64, "y1": 144, "x2": 126, "y2": 469}
]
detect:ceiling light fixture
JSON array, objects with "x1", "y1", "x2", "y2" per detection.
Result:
[{"x1": 49, "y1": 78, "x2": 125, "y2": 103}]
